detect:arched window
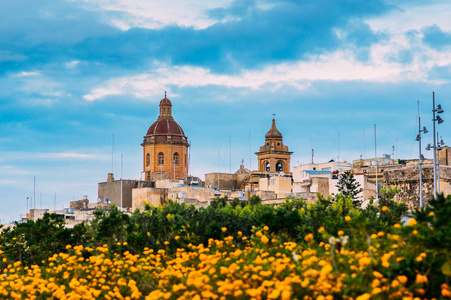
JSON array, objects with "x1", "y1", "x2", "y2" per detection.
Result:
[
  {"x1": 146, "y1": 153, "x2": 150, "y2": 167},
  {"x1": 173, "y1": 153, "x2": 179, "y2": 166},
  {"x1": 266, "y1": 162, "x2": 270, "y2": 172},
  {"x1": 158, "y1": 153, "x2": 164, "y2": 165},
  {"x1": 276, "y1": 162, "x2": 283, "y2": 172}
]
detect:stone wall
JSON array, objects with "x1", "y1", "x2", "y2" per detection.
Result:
[
  {"x1": 383, "y1": 164, "x2": 451, "y2": 209},
  {"x1": 132, "y1": 187, "x2": 166, "y2": 211},
  {"x1": 98, "y1": 176, "x2": 154, "y2": 209},
  {"x1": 205, "y1": 173, "x2": 237, "y2": 190},
  {"x1": 168, "y1": 186, "x2": 215, "y2": 203},
  {"x1": 70, "y1": 199, "x2": 89, "y2": 210}
]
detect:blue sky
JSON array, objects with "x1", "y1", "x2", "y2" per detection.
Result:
[{"x1": 1, "y1": 0, "x2": 451, "y2": 222}]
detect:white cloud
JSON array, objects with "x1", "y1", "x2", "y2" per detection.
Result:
[
  {"x1": 65, "y1": 60, "x2": 81, "y2": 69},
  {"x1": 84, "y1": 42, "x2": 451, "y2": 101},
  {"x1": 76, "y1": 0, "x2": 234, "y2": 30},
  {"x1": 367, "y1": 1, "x2": 451, "y2": 34},
  {"x1": 1, "y1": 152, "x2": 108, "y2": 161},
  {"x1": 14, "y1": 71, "x2": 41, "y2": 77}
]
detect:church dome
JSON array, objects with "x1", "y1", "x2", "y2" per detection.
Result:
[
  {"x1": 265, "y1": 118, "x2": 283, "y2": 140},
  {"x1": 143, "y1": 94, "x2": 188, "y2": 145},
  {"x1": 146, "y1": 118, "x2": 186, "y2": 137}
]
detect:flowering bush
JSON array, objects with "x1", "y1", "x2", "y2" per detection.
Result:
[
  {"x1": 0, "y1": 195, "x2": 450, "y2": 299},
  {"x1": 0, "y1": 193, "x2": 450, "y2": 299}
]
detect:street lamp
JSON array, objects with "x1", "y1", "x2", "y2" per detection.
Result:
[
  {"x1": 426, "y1": 92, "x2": 444, "y2": 199},
  {"x1": 416, "y1": 101, "x2": 428, "y2": 208}
]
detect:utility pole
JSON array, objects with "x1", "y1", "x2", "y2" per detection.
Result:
[{"x1": 374, "y1": 124, "x2": 378, "y2": 201}]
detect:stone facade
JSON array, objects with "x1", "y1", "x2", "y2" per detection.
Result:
[
  {"x1": 205, "y1": 172, "x2": 237, "y2": 190},
  {"x1": 168, "y1": 186, "x2": 216, "y2": 204},
  {"x1": 383, "y1": 164, "x2": 451, "y2": 209},
  {"x1": 132, "y1": 187, "x2": 167, "y2": 211},
  {"x1": 70, "y1": 199, "x2": 89, "y2": 210},
  {"x1": 205, "y1": 165, "x2": 251, "y2": 191},
  {"x1": 98, "y1": 173, "x2": 154, "y2": 209}
]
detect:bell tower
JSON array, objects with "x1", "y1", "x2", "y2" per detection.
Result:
[{"x1": 255, "y1": 118, "x2": 292, "y2": 173}]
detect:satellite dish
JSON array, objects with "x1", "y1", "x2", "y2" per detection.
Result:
[{"x1": 280, "y1": 172, "x2": 285, "y2": 176}]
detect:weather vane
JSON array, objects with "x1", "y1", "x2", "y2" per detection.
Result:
[{"x1": 272, "y1": 113, "x2": 276, "y2": 118}]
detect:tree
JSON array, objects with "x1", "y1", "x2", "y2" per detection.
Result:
[{"x1": 336, "y1": 170, "x2": 363, "y2": 207}]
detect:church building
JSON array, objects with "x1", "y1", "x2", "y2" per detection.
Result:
[
  {"x1": 255, "y1": 118, "x2": 292, "y2": 173},
  {"x1": 141, "y1": 94, "x2": 189, "y2": 180}
]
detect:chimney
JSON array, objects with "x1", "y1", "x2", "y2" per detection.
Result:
[{"x1": 107, "y1": 173, "x2": 115, "y2": 182}]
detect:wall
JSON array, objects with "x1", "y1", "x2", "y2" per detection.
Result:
[
  {"x1": 205, "y1": 173, "x2": 237, "y2": 190},
  {"x1": 383, "y1": 165, "x2": 451, "y2": 209},
  {"x1": 168, "y1": 186, "x2": 215, "y2": 203},
  {"x1": 132, "y1": 187, "x2": 166, "y2": 211},
  {"x1": 98, "y1": 176, "x2": 154, "y2": 209},
  {"x1": 142, "y1": 142, "x2": 188, "y2": 180}
]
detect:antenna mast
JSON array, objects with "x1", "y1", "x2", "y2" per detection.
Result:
[
  {"x1": 111, "y1": 132, "x2": 114, "y2": 174},
  {"x1": 363, "y1": 129, "x2": 366, "y2": 159},
  {"x1": 249, "y1": 132, "x2": 252, "y2": 171},
  {"x1": 374, "y1": 124, "x2": 378, "y2": 201},
  {"x1": 229, "y1": 135, "x2": 232, "y2": 173},
  {"x1": 311, "y1": 138, "x2": 314, "y2": 164}
]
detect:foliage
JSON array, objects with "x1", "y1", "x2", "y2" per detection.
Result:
[
  {"x1": 0, "y1": 194, "x2": 406, "y2": 266},
  {"x1": 335, "y1": 170, "x2": 364, "y2": 207},
  {"x1": 0, "y1": 213, "x2": 87, "y2": 266},
  {"x1": 1, "y1": 214, "x2": 451, "y2": 299},
  {"x1": 1, "y1": 194, "x2": 451, "y2": 298}
]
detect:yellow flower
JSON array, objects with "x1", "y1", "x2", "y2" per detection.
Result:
[
  {"x1": 281, "y1": 290, "x2": 291, "y2": 300},
  {"x1": 318, "y1": 227, "x2": 325, "y2": 233},
  {"x1": 263, "y1": 226, "x2": 269, "y2": 231},
  {"x1": 356, "y1": 293, "x2": 371, "y2": 300},
  {"x1": 428, "y1": 211, "x2": 435, "y2": 217},
  {"x1": 394, "y1": 223, "x2": 401, "y2": 228},
  {"x1": 407, "y1": 218, "x2": 417, "y2": 226},
  {"x1": 415, "y1": 274, "x2": 428, "y2": 284},
  {"x1": 123, "y1": 242, "x2": 128, "y2": 246},
  {"x1": 345, "y1": 216, "x2": 351, "y2": 222},
  {"x1": 381, "y1": 206, "x2": 388, "y2": 212},
  {"x1": 373, "y1": 271, "x2": 383, "y2": 278},
  {"x1": 261, "y1": 235, "x2": 269, "y2": 244},
  {"x1": 175, "y1": 236, "x2": 180, "y2": 240},
  {"x1": 397, "y1": 275, "x2": 408, "y2": 284},
  {"x1": 337, "y1": 230, "x2": 344, "y2": 236},
  {"x1": 237, "y1": 231, "x2": 242, "y2": 235}
]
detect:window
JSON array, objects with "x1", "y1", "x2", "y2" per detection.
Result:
[
  {"x1": 158, "y1": 153, "x2": 164, "y2": 165},
  {"x1": 173, "y1": 153, "x2": 179, "y2": 165},
  {"x1": 163, "y1": 108, "x2": 166, "y2": 115},
  {"x1": 277, "y1": 142, "x2": 280, "y2": 146},
  {"x1": 276, "y1": 162, "x2": 283, "y2": 172},
  {"x1": 272, "y1": 179, "x2": 276, "y2": 185},
  {"x1": 146, "y1": 153, "x2": 150, "y2": 167},
  {"x1": 266, "y1": 162, "x2": 270, "y2": 171}
]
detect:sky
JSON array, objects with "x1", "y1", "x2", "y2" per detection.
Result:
[{"x1": 1, "y1": 0, "x2": 451, "y2": 222}]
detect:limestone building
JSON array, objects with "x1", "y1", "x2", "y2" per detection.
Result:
[
  {"x1": 255, "y1": 118, "x2": 292, "y2": 173},
  {"x1": 142, "y1": 94, "x2": 189, "y2": 180}
]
